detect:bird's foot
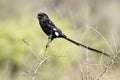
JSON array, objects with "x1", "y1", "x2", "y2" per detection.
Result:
[{"x1": 46, "y1": 44, "x2": 50, "y2": 48}]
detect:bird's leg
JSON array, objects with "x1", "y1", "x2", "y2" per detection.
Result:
[
  {"x1": 46, "y1": 39, "x2": 51, "y2": 48},
  {"x1": 46, "y1": 35, "x2": 52, "y2": 49},
  {"x1": 44, "y1": 35, "x2": 52, "y2": 53}
]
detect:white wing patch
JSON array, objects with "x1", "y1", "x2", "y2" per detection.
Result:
[
  {"x1": 53, "y1": 28, "x2": 57, "y2": 31},
  {"x1": 55, "y1": 32, "x2": 59, "y2": 36}
]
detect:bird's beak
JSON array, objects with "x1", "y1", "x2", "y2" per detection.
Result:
[{"x1": 37, "y1": 16, "x2": 40, "y2": 19}]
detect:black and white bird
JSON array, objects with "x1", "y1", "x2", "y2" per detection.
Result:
[{"x1": 37, "y1": 12, "x2": 110, "y2": 57}]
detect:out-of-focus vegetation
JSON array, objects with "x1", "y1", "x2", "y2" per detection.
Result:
[{"x1": 0, "y1": 0, "x2": 120, "y2": 80}]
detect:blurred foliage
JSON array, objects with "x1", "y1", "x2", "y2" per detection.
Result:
[
  {"x1": 0, "y1": 14, "x2": 111, "y2": 80},
  {"x1": 0, "y1": 0, "x2": 120, "y2": 80}
]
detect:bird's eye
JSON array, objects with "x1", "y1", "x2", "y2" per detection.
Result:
[
  {"x1": 38, "y1": 14, "x2": 42, "y2": 17},
  {"x1": 37, "y1": 14, "x2": 43, "y2": 19},
  {"x1": 37, "y1": 13, "x2": 48, "y2": 19}
]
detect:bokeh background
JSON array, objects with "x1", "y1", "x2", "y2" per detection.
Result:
[{"x1": 0, "y1": 0, "x2": 120, "y2": 80}]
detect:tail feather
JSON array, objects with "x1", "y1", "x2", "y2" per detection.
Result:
[{"x1": 63, "y1": 37, "x2": 110, "y2": 57}]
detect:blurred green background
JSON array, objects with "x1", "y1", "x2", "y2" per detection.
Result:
[{"x1": 0, "y1": 0, "x2": 120, "y2": 80}]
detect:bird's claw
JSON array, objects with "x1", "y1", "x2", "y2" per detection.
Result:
[{"x1": 46, "y1": 44, "x2": 50, "y2": 48}]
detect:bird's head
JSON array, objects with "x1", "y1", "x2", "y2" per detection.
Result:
[{"x1": 37, "y1": 13, "x2": 49, "y2": 21}]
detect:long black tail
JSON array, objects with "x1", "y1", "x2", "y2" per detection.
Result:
[{"x1": 63, "y1": 37, "x2": 110, "y2": 57}]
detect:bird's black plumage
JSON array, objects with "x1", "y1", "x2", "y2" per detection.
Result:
[
  {"x1": 37, "y1": 13, "x2": 66, "y2": 40},
  {"x1": 37, "y1": 12, "x2": 110, "y2": 57}
]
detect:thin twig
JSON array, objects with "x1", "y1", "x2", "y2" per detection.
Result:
[
  {"x1": 79, "y1": 64, "x2": 84, "y2": 80},
  {"x1": 87, "y1": 27, "x2": 120, "y2": 80},
  {"x1": 84, "y1": 43, "x2": 92, "y2": 80},
  {"x1": 99, "y1": 54, "x2": 104, "y2": 71},
  {"x1": 86, "y1": 46, "x2": 89, "y2": 80},
  {"x1": 32, "y1": 56, "x2": 49, "y2": 80},
  {"x1": 96, "y1": 52, "x2": 120, "y2": 80},
  {"x1": 111, "y1": 35, "x2": 120, "y2": 63},
  {"x1": 22, "y1": 39, "x2": 40, "y2": 61},
  {"x1": 112, "y1": 35, "x2": 118, "y2": 53},
  {"x1": 88, "y1": 26, "x2": 114, "y2": 55}
]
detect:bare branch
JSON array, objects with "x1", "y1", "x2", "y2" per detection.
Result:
[
  {"x1": 87, "y1": 26, "x2": 114, "y2": 55},
  {"x1": 22, "y1": 38, "x2": 40, "y2": 61},
  {"x1": 96, "y1": 53, "x2": 120, "y2": 80},
  {"x1": 79, "y1": 64, "x2": 84, "y2": 80},
  {"x1": 32, "y1": 56, "x2": 49, "y2": 80}
]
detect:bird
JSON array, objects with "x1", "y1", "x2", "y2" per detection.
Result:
[{"x1": 37, "y1": 12, "x2": 110, "y2": 57}]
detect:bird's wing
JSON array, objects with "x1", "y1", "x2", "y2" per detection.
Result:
[
  {"x1": 46, "y1": 20, "x2": 57, "y2": 31},
  {"x1": 46, "y1": 20, "x2": 64, "y2": 37}
]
